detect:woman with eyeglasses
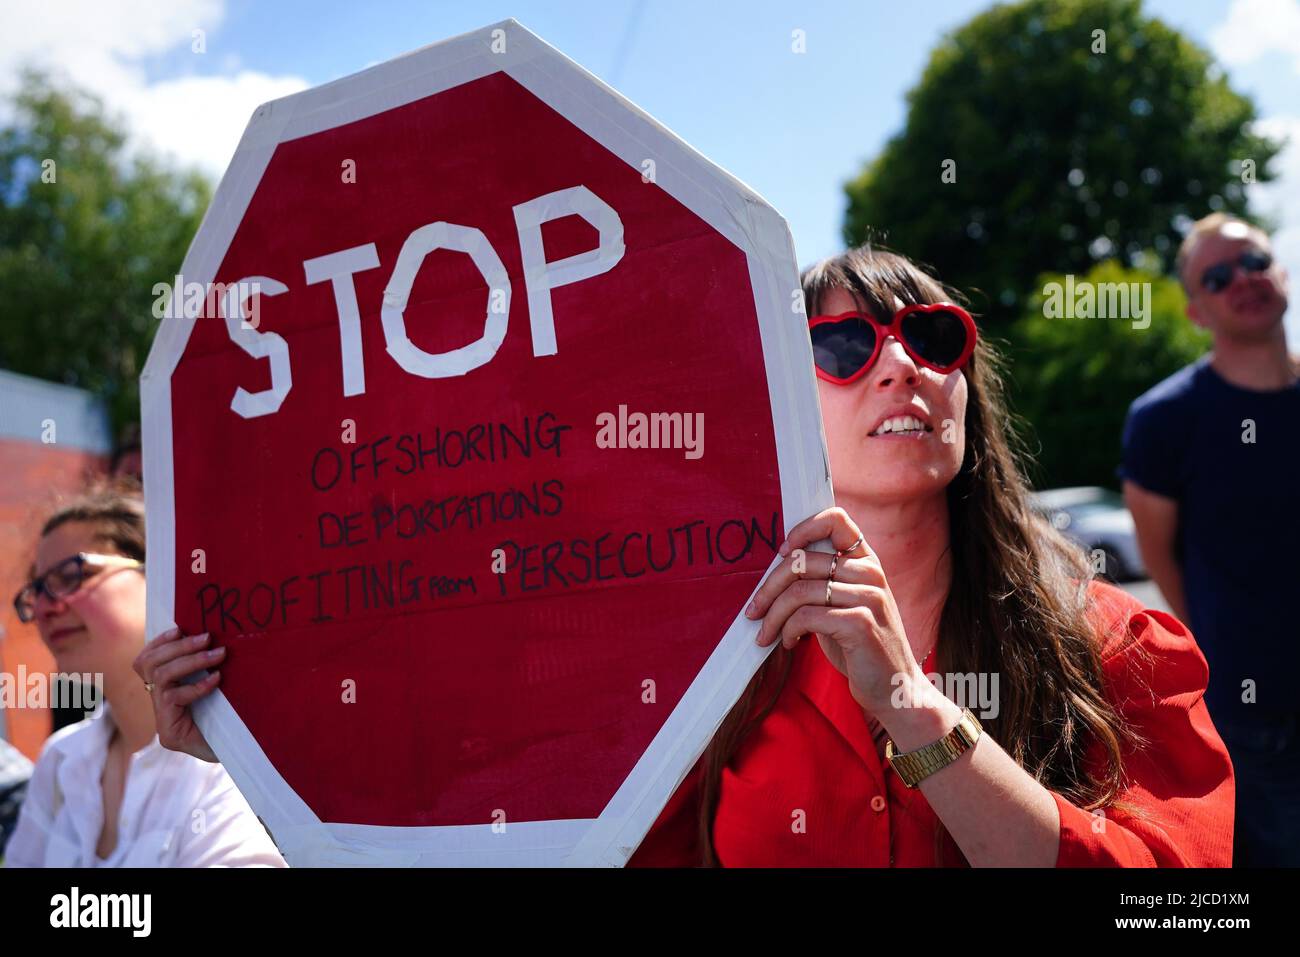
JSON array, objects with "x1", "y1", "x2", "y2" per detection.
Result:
[
  {"x1": 6, "y1": 484, "x2": 285, "y2": 867},
  {"x1": 625, "y1": 245, "x2": 1235, "y2": 867}
]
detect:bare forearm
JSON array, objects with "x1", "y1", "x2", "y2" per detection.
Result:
[
  {"x1": 1122, "y1": 482, "x2": 1189, "y2": 623},
  {"x1": 1142, "y1": 552, "x2": 1189, "y2": 623},
  {"x1": 881, "y1": 682, "x2": 1060, "y2": 867}
]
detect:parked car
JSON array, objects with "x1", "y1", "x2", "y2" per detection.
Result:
[
  {"x1": 1029, "y1": 486, "x2": 1147, "y2": 583},
  {"x1": 0, "y1": 738, "x2": 33, "y2": 860}
]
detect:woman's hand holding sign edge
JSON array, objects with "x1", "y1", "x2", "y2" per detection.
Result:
[
  {"x1": 745, "y1": 506, "x2": 957, "y2": 743},
  {"x1": 133, "y1": 626, "x2": 222, "y2": 763}
]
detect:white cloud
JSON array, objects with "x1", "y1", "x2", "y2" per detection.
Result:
[
  {"x1": 1210, "y1": 0, "x2": 1300, "y2": 73},
  {"x1": 0, "y1": 0, "x2": 308, "y2": 178},
  {"x1": 118, "y1": 72, "x2": 309, "y2": 176}
]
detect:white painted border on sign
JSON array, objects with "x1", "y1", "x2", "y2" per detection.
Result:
[{"x1": 141, "y1": 18, "x2": 833, "y2": 867}]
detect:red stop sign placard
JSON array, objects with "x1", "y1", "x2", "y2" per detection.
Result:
[{"x1": 142, "y1": 19, "x2": 830, "y2": 866}]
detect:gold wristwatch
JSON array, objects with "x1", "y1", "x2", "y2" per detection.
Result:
[{"x1": 885, "y1": 708, "x2": 983, "y2": 788}]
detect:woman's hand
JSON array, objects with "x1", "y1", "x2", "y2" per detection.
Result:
[
  {"x1": 132, "y1": 627, "x2": 224, "y2": 763},
  {"x1": 745, "y1": 506, "x2": 924, "y2": 716}
]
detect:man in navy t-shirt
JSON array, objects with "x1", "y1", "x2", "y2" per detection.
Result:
[{"x1": 1121, "y1": 213, "x2": 1299, "y2": 866}]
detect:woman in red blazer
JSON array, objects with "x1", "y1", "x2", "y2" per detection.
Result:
[{"x1": 630, "y1": 246, "x2": 1234, "y2": 868}]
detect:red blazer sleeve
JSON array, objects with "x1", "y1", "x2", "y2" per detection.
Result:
[
  {"x1": 627, "y1": 758, "x2": 704, "y2": 867},
  {"x1": 1052, "y1": 583, "x2": 1235, "y2": 867}
]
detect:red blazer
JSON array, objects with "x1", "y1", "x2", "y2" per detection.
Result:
[{"x1": 629, "y1": 580, "x2": 1235, "y2": 867}]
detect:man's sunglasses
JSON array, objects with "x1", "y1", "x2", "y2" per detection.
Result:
[
  {"x1": 13, "y1": 552, "x2": 144, "y2": 623},
  {"x1": 808, "y1": 302, "x2": 978, "y2": 385},
  {"x1": 1200, "y1": 250, "x2": 1272, "y2": 294}
]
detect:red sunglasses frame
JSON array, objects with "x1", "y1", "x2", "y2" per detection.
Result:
[{"x1": 807, "y1": 301, "x2": 978, "y2": 385}]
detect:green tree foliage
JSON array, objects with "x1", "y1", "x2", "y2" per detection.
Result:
[
  {"x1": 1009, "y1": 259, "x2": 1209, "y2": 489},
  {"x1": 843, "y1": 0, "x2": 1282, "y2": 321},
  {"x1": 0, "y1": 71, "x2": 211, "y2": 432}
]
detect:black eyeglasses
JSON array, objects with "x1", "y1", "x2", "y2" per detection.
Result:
[
  {"x1": 13, "y1": 552, "x2": 144, "y2": 623},
  {"x1": 1200, "y1": 251, "x2": 1272, "y2": 294}
]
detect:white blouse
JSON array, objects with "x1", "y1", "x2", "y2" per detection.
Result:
[{"x1": 5, "y1": 706, "x2": 286, "y2": 867}]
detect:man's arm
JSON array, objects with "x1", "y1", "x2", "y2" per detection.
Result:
[{"x1": 1123, "y1": 479, "x2": 1189, "y2": 623}]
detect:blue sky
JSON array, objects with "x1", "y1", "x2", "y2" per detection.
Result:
[{"x1": 3, "y1": 0, "x2": 1298, "y2": 335}]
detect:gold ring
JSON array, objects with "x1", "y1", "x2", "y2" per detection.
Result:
[
  {"x1": 839, "y1": 534, "x2": 865, "y2": 556},
  {"x1": 828, "y1": 552, "x2": 839, "y2": 582},
  {"x1": 825, "y1": 580, "x2": 834, "y2": 607}
]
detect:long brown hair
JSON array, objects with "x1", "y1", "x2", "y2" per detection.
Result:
[{"x1": 698, "y1": 245, "x2": 1145, "y2": 865}]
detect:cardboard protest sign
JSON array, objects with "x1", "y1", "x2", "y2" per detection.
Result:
[{"x1": 141, "y1": 19, "x2": 832, "y2": 866}]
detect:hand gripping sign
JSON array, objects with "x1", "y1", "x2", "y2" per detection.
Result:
[{"x1": 141, "y1": 20, "x2": 832, "y2": 866}]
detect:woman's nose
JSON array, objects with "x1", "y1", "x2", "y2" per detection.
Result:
[{"x1": 871, "y1": 336, "x2": 921, "y2": 389}]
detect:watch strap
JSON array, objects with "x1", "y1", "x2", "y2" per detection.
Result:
[{"x1": 885, "y1": 708, "x2": 983, "y2": 788}]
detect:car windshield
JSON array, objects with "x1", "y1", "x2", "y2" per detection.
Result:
[
  {"x1": 1066, "y1": 502, "x2": 1118, "y2": 520},
  {"x1": 1035, "y1": 489, "x2": 1125, "y2": 513}
]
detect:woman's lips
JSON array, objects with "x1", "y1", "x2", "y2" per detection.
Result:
[
  {"x1": 46, "y1": 625, "x2": 86, "y2": 644},
  {"x1": 867, "y1": 430, "x2": 932, "y2": 440}
]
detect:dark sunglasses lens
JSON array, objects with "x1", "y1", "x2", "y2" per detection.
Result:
[
  {"x1": 811, "y1": 317, "x2": 877, "y2": 379},
  {"x1": 1202, "y1": 264, "x2": 1232, "y2": 293},
  {"x1": 899, "y1": 309, "x2": 969, "y2": 368},
  {"x1": 1241, "y1": 251, "x2": 1271, "y2": 272}
]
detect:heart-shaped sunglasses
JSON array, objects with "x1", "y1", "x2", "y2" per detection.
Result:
[{"x1": 808, "y1": 302, "x2": 978, "y2": 385}]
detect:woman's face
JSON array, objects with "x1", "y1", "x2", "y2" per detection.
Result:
[
  {"x1": 815, "y1": 288, "x2": 969, "y2": 507},
  {"x1": 31, "y1": 521, "x2": 147, "y2": 678}
]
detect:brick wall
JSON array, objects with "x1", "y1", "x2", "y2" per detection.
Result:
[
  {"x1": 0, "y1": 436, "x2": 109, "y2": 759},
  {"x1": 0, "y1": 368, "x2": 113, "y2": 761}
]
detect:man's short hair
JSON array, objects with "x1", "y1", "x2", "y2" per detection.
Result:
[{"x1": 1175, "y1": 213, "x2": 1271, "y2": 292}]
